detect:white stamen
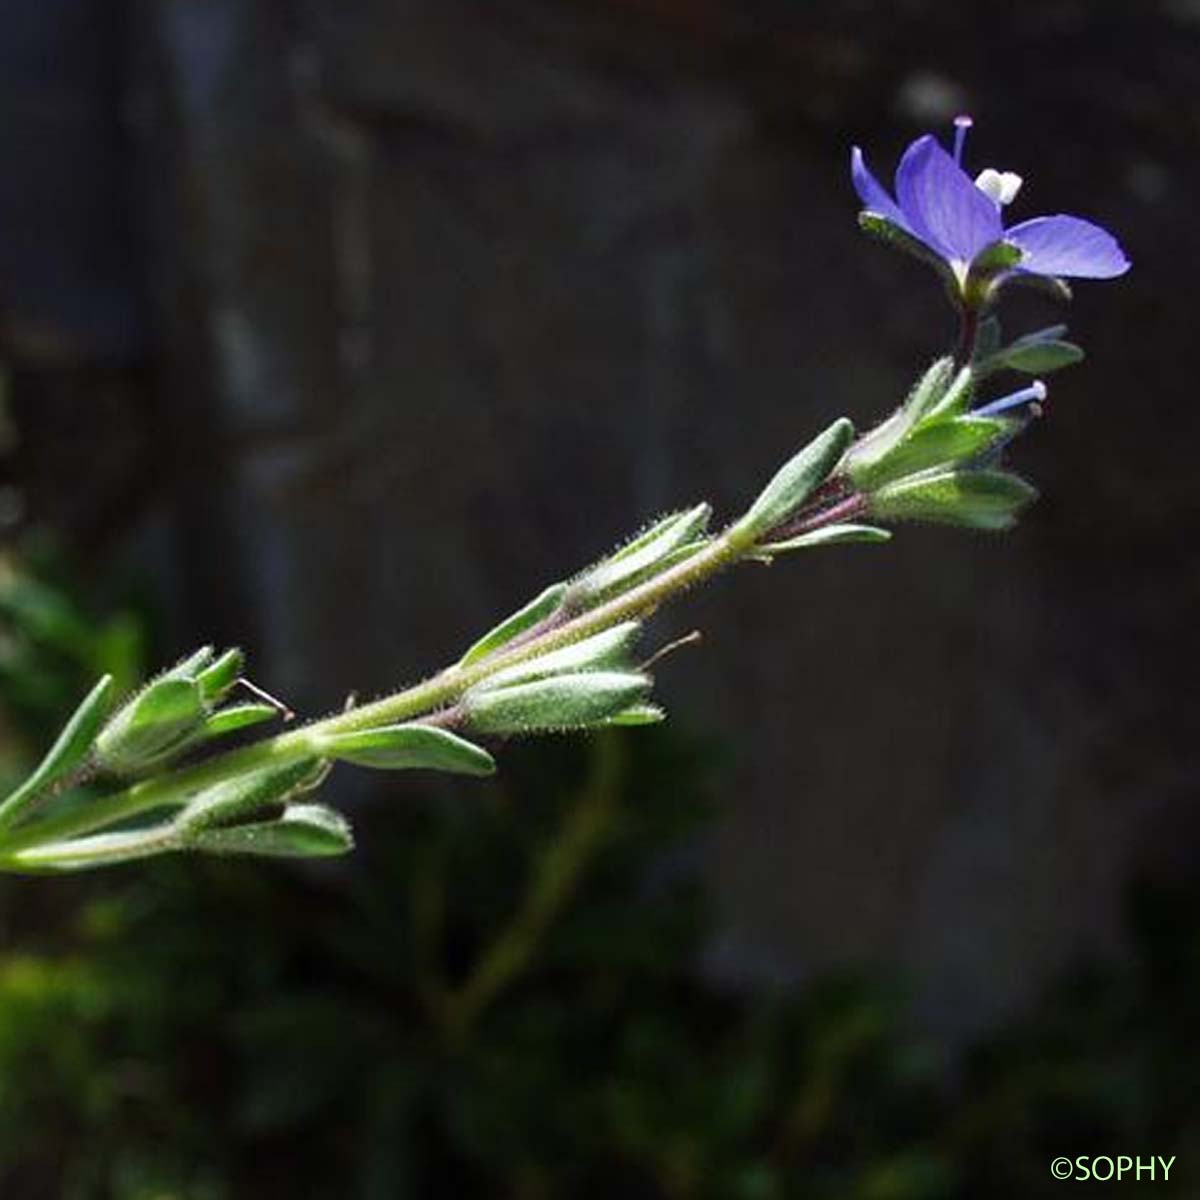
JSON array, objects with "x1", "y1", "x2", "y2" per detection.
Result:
[
  {"x1": 975, "y1": 168, "x2": 1024, "y2": 206},
  {"x1": 952, "y1": 114, "x2": 973, "y2": 166}
]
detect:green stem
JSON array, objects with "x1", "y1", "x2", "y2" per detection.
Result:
[{"x1": 0, "y1": 519, "x2": 762, "y2": 859}]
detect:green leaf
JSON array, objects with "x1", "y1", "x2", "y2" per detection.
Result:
[
  {"x1": 161, "y1": 646, "x2": 216, "y2": 681},
  {"x1": 974, "y1": 315, "x2": 1003, "y2": 360},
  {"x1": 196, "y1": 647, "x2": 245, "y2": 702},
  {"x1": 924, "y1": 365, "x2": 974, "y2": 420},
  {"x1": 0, "y1": 674, "x2": 114, "y2": 830},
  {"x1": 313, "y1": 724, "x2": 496, "y2": 776},
  {"x1": 202, "y1": 703, "x2": 279, "y2": 738},
  {"x1": 858, "y1": 212, "x2": 958, "y2": 284},
  {"x1": 458, "y1": 582, "x2": 568, "y2": 666},
  {"x1": 176, "y1": 758, "x2": 329, "y2": 833},
  {"x1": 734, "y1": 418, "x2": 855, "y2": 542},
  {"x1": 603, "y1": 703, "x2": 666, "y2": 726},
  {"x1": 852, "y1": 416, "x2": 1011, "y2": 490},
  {"x1": 478, "y1": 622, "x2": 641, "y2": 691},
  {"x1": 8, "y1": 826, "x2": 179, "y2": 872},
  {"x1": 758, "y1": 524, "x2": 892, "y2": 555},
  {"x1": 94, "y1": 677, "x2": 206, "y2": 774},
  {"x1": 871, "y1": 468, "x2": 1038, "y2": 531},
  {"x1": 995, "y1": 340, "x2": 1084, "y2": 375},
  {"x1": 848, "y1": 359, "x2": 960, "y2": 480},
  {"x1": 463, "y1": 671, "x2": 652, "y2": 735},
  {"x1": 903, "y1": 358, "x2": 958, "y2": 422},
  {"x1": 566, "y1": 504, "x2": 711, "y2": 609},
  {"x1": 187, "y1": 804, "x2": 354, "y2": 858}
]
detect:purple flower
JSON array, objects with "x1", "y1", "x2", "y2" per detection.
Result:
[{"x1": 852, "y1": 117, "x2": 1130, "y2": 298}]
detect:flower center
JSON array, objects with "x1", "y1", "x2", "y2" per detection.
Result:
[
  {"x1": 952, "y1": 115, "x2": 973, "y2": 167},
  {"x1": 975, "y1": 168, "x2": 1024, "y2": 207}
]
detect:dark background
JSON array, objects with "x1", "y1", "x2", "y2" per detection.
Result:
[{"x1": 0, "y1": 1, "x2": 1196, "y2": 1196}]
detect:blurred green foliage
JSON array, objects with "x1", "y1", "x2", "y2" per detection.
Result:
[{"x1": 0, "y1": 559, "x2": 1196, "y2": 1199}]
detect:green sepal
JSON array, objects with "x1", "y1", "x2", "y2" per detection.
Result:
[
  {"x1": 565, "y1": 504, "x2": 711, "y2": 610},
  {"x1": 94, "y1": 677, "x2": 206, "y2": 775},
  {"x1": 871, "y1": 468, "x2": 1038, "y2": 531},
  {"x1": 458, "y1": 583, "x2": 567, "y2": 666},
  {"x1": 848, "y1": 359, "x2": 956, "y2": 478},
  {"x1": 987, "y1": 339, "x2": 1083, "y2": 377},
  {"x1": 996, "y1": 272, "x2": 1073, "y2": 304},
  {"x1": 0, "y1": 674, "x2": 114, "y2": 830},
  {"x1": 603, "y1": 703, "x2": 666, "y2": 726},
  {"x1": 162, "y1": 646, "x2": 216, "y2": 681},
  {"x1": 734, "y1": 418, "x2": 855, "y2": 542},
  {"x1": 176, "y1": 758, "x2": 330, "y2": 833},
  {"x1": 312, "y1": 724, "x2": 496, "y2": 777},
  {"x1": 186, "y1": 804, "x2": 354, "y2": 858},
  {"x1": 463, "y1": 671, "x2": 652, "y2": 735},
  {"x1": 196, "y1": 648, "x2": 245, "y2": 702},
  {"x1": 971, "y1": 239, "x2": 1023, "y2": 275},
  {"x1": 477, "y1": 622, "x2": 641, "y2": 691},
  {"x1": 757, "y1": 524, "x2": 892, "y2": 556},
  {"x1": 851, "y1": 416, "x2": 1012, "y2": 491},
  {"x1": 974, "y1": 315, "x2": 1003, "y2": 361},
  {"x1": 857, "y1": 212, "x2": 958, "y2": 288},
  {"x1": 202, "y1": 703, "x2": 280, "y2": 738},
  {"x1": 924, "y1": 366, "x2": 973, "y2": 420}
]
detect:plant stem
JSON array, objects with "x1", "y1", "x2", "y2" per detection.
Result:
[{"x1": 0, "y1": 502, "x2": 844, "y2": 860}]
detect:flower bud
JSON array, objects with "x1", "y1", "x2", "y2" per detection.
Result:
[{"x1": 94, "y1": 676, "x2": 207, "y2": 775}]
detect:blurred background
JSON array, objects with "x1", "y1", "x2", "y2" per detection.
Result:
[{"x1": 0, "y1": 0, "x2": 1196, "y2": 1196}]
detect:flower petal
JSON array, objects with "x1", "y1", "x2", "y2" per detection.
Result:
[
  {"x1": 1005, "y1": 215, "x2": 1131, "y2": 279},
  {"x1": 851, "y1": 146, "x2": 909, "y2": 230},
  {"x1": 895, "y1": 135, "x2": 1003, "y2": 266}
]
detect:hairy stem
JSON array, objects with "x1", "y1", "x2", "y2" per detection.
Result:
[{"x1": 0, "y1": 496, "x2": 855, "y2": 863}]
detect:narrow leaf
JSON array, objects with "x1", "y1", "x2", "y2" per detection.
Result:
[
  {"x1": 188, "y1": 804, "x2": 353, "y2": 858},
  {"x1": 566, "y1": 504, "x2": 712, "y2": 609},
  {"x1": 0, "y1": 675, "x2": 114, "y2": 829},
  {"x1": 996, "y1": 340, "x2": 1084, "y2": 375},
  {"x1": 9, "y1": 826, "x2": 178, "y2": 872},
  {"x1": 478, "y1": 622, "x2": 641, "y2": 691},
  {"x1": 203, "y1": 703, "x2": 279, "y2": 738},
  {"x1": 458, "y1": 582, "x2": 567, "y2": 666},
  {"x1": 313, "y1": 724, "x2": 496, "y2": 776},
  {"x1": 758, "y1": 524, "x2": 892, "y2": 554},
  {"x1": 176, "y1": 758, "x2": 329, "y2": 833},
  {"x1": 735, "y1": 418, "x2": 855, "y2": 541}
]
